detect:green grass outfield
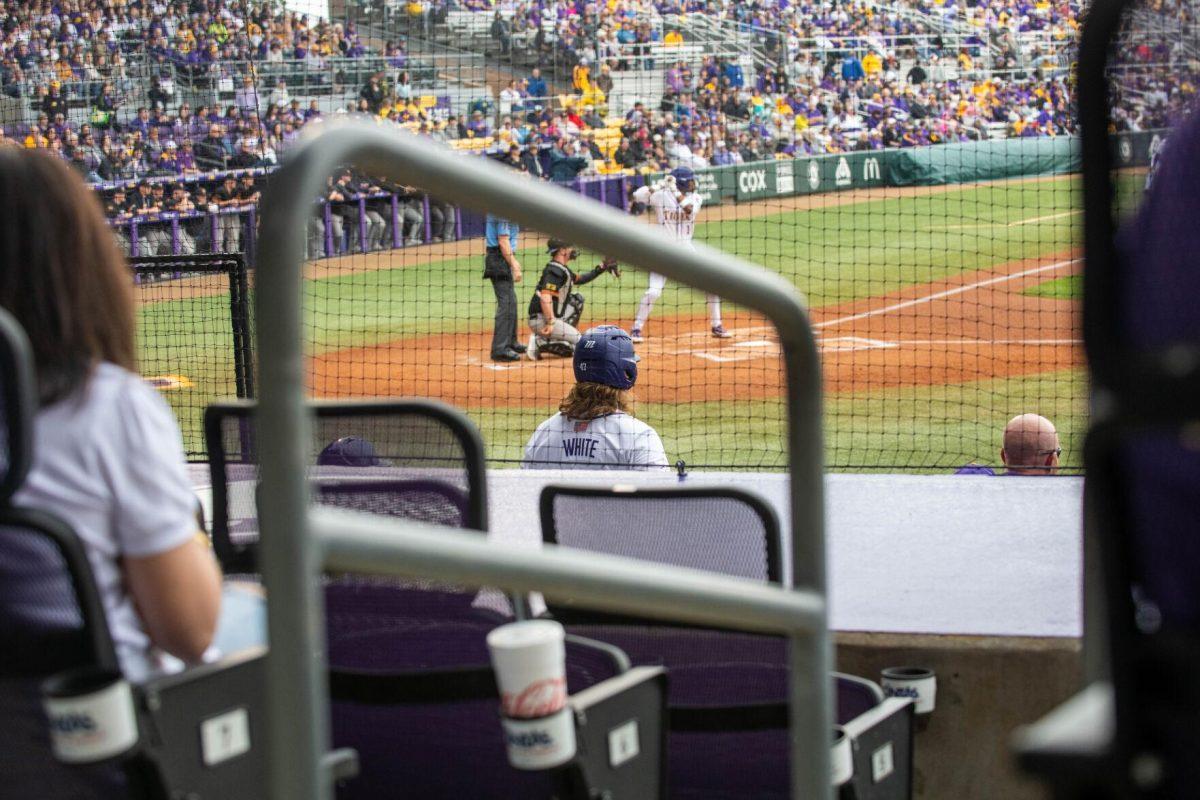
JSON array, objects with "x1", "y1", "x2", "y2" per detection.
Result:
[
  {"x1": 1024, "y1": 274, "x2": 1082, "y2": 300},
  {"x1": 138, "y1": 172, "x2": 1096, "y2": 472}
]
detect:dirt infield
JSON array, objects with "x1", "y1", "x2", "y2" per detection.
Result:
[{"x1": 309, "y1": 249, "x2": 1083, "y2": 407}]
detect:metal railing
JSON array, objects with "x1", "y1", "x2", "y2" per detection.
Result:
[{"x1": 254, "y1": 118, "x2": 830, "y2": 799}]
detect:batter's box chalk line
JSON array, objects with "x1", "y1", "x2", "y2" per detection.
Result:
[{"x1": 818, "y1": 337, "x2": 899, "y2": 352}]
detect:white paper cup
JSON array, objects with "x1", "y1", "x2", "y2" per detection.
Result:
[
  {"x1": 487, "y1": 620, "x2": 568, "y2": 719},
  {"x1": 881, "y1": 666, "x2": 937, "y2": 715},
  {"x1": 42, "y1": 667, "x2": 139, "y2": 764},
  {"x1": 831, "y1": 726, "x2": 854, "y2": 786},
  {"x1": 500, "y1": 706, "x2": 576, "y2": 770}
]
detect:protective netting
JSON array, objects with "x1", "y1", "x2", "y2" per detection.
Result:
[
  {"x1": 133, "y1": 256, "x2": 253, "y2": 459},
  {"x1": 80, "y1": 3, "x2": 1142, "y2": 472}
]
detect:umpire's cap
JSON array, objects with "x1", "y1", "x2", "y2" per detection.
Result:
[
  {"x1": 317, "y1": 436, "x2": 382, "y2": 467},
  {"x1": 574, "y1": 325, "x2": 639, "y2": 391}
]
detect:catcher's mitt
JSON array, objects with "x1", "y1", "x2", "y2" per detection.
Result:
[{"x1": 598, "y1": 257, "x2": 621, "y2": 279}]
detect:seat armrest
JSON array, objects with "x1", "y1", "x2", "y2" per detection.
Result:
[
  {"x1": 1012, "y1": 682, "x2": 1119, "y2": 792},
  {"x1": 135, "y1": 646, "x2": 268, "y2": 799},
  {"x1": 843, "y1": 697, "x2": 915, "y2": 799}
]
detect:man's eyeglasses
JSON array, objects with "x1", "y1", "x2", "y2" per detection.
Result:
[{"x1": 1038, "y1": 448, "x2": 1063, "y2": 458}]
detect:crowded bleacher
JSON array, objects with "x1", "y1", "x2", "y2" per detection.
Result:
[{"x1": 0, "y1": 0, "x2": 1187, "y2": 258}]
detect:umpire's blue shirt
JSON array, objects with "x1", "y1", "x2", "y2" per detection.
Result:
[{"x1": 485, "y1": 214, "x2": 519, "y2": 250}]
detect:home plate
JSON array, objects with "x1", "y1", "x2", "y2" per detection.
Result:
[{"x1": 734, "y1": 339, "x2": 776, "y2": 348}]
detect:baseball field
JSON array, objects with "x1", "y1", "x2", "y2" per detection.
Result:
[{"x1": 136, "y1": 171, "x2": 1092, "y2": 472}]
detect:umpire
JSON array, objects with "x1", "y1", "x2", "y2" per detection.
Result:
[
  {"x1": 483, "y1": 204, "x2": 524, "y2": 362},
  {"x1": 526, "y1": 239, "x2": 619, "y2": 360}
]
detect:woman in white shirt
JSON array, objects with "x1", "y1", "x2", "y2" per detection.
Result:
[{"x1": 0, "y1": 149, "x2": 262, "y2": 681}]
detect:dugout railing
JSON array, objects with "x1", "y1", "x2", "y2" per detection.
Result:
[{"x1": 252, "y1": 118, "x2": 831, "y2": 800}]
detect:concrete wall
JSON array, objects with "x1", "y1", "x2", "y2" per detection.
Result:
[{"x1": 838, "y1": 632, "x2": 1082, "y2": 799}]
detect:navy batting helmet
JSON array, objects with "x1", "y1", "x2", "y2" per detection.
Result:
[
  {"x1": 670, "y1": 166, "x2": 696, "y2": 193},
  {"x1": 574, "y1": 325, "x2": 639, "y2": 391},
  {"x1": 317, "y1": 437, "x2": 382, "y2": 467}
]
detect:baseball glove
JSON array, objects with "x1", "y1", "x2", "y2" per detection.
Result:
[{"x1": 598, "y1": 257, "x2": 621, "y2": 279}]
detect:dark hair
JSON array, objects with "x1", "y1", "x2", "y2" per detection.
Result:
[{"x1": 0, "y1": 149, "x2": 135, "y2": 405}]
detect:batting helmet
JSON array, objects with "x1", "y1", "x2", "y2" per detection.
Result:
[
  {"x1": 574, "y1": 325, "x2": 639, "y2": 391},
  {"x1": 317, "y1": 436, "x2": 382, "y2": 467},
  {"x1": 670, "y1": 165, "x2": 696, "y2": 194}
]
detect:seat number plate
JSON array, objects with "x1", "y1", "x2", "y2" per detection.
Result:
[
  {"x1": 201, "y1": 707, "x2": 251, "y2": 766},
  {"x1": 608, "y1": 719, "x2": 640, "y2": 768},
  {"x1": 872, "y1": 742, "x2": 895, "y2": 782}
]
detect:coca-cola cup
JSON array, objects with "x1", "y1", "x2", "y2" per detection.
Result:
[{"x1": 487, "y1": 620, "x2": 575, "y2": 770}]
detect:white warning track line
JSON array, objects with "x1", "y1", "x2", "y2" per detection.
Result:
[{"x1": 814, "y1": 258, "x2": 1080, "y2": 331}]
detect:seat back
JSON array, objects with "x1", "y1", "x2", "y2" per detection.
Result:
[
  {"x1": 207, "y1": 399, "x2": 488, "y2": 574},
  {"x1": 0, "y1": 309, "x2": 129, "y2": 798},
  {"x1": 540, "y1": 485, "x2": 782, "y2": 626},
  {"x1": 328, "y1": 621, "x2": 626, "y2": 800}
]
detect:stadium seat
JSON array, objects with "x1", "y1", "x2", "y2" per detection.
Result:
[
  {"x1": 1015, "y1": 10, "x2": 1200, "y2": 796},
  {"x1": 538, "y1": 485, "x2": 913, "y2": 798},
  {"x1": 329, "y1": 619, "x2": 632, "y2": 799},
  {"x1": 206, "y1": 398, "x2": 489, "y2": 574},
  {"x1": 0, "y1": 309, "x2": 267, "y2": 800}
]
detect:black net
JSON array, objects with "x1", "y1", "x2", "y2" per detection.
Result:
[
  {"x1": 58, "y1": 0, "x2": 1093, "y2": 472},
  {"x1": 133, "y1": 255, "x2": 253, "y2": 461}
]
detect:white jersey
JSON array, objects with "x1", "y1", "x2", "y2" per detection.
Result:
[
  {"x1": 631, "y1": 184, "x2": 702, "y2": 243},
  {"x1": 522, "y1": 412, "x2": 670, "y2": 470}
]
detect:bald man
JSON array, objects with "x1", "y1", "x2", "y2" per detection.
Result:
[{"x1": 1001, "y1": 414, "x2": 1061, "y2": 475}]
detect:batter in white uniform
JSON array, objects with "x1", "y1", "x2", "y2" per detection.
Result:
[
  {"x1": 628, "y1": 166, "x2": 732, "y2": 342},
  {"x1": 523, "y1": 325, "x2": 669, "y2": 469}
]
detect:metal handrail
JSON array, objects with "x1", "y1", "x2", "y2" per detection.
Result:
[{"x1": 254, "y1": 118, "x2": 829, "y2": 800}]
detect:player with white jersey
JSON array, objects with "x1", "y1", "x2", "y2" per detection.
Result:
[
  {"x1": 628, "y1": 166, "x2": 732, "y2": 342},
  {"x1": 523, "y1": 326, "x2": 669, "y2": 470}
]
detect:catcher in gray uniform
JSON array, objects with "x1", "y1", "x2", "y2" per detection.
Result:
[{"x1": 526, "y1": 239, "x2": 621, "y2": 360}]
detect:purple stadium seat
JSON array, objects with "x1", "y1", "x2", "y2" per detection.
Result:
[{"x1": 538, "y1": 485, "x2": 885, "y2": 798}]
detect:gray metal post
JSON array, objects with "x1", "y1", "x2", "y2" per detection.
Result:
[{"x1": 255, "y1": 119, "x2": 829, "y2": 800}]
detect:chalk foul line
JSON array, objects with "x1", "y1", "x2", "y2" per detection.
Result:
[{"x1": 813, "y1": 258, "x2": 1080, "y2": 331}]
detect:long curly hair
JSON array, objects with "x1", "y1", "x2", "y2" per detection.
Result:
[{"x1": 559, "y1": 381, "x2": 635, "y2": 420}]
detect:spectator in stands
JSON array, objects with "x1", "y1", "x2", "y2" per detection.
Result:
[
  {"x1": 1001, "y1": 413, "x2": 1062, "y2": 475},
  {"x1": 500, "y1": 79, "x2": 522, "y2": 116},
  {"x1": 196, "y1": 124, "x2": 231, "y2": 170},
  {"x1": 0, "y1": 149, "x2": 264, "y2": 685},
  {"x1": 527, "y1": 67, "x2": 548, "y2": 106},
  {"x1": 360, "y1": 70, "x2": 387, "y2": 115},
  {"x1": 491, "y1": 11, "x2": 512, "y2": 57},
  {"x1": 549, "y1": 137, "x2": 588, "y2": 182}
]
